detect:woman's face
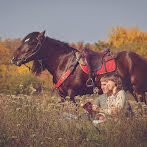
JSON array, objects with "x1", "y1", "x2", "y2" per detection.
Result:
[
  {"x1": 106, "y1": 80, "x2": 116, "y2": 91},
  {"x1": 101, "y1": 81, "x2": 110, "y2": 94}
]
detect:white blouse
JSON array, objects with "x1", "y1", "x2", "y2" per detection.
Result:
[{"x1": 104, "y1": 90, "x2": 126, "y2": 114}]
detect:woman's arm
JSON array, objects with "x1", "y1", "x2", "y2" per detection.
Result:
[
  {"x1": 110, "y1": 90, "x2": 127, "y2": 114},
  {"x1": 92, "y1": 105, "x2": 104, "y2": 113},
  {"x1": 115, "y1": 90, "x2": 126, "y2": 109}
]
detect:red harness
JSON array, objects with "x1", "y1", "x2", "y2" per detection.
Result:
[
  {"x1": 54, "y1": 59, "x2": 116, "y2": 89},
  {"x1": 54, "y1": 68, "x2": 72, "y2": 89},
  {"x1": 80, "y1": 59, "x2": 116, "y2": 75}
]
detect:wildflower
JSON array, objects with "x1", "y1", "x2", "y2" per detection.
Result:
[
  {"x1": 80, "y1": 103, "x2": 84, "y2": 107},
  {"x1": 32, "y1": 134, "x2": 36, "y2": 138},
  {"x1": 41, "y1": 142, "x2": 44, "y2": 145},
  {"x1": 11, "y1": 136, "x2": 17, "y2": 139},
  {"x1": 16, "y1": 108, "x2": 21, "y2": 111},
  {"x1": 45, "y1": 137, "x2": 52, "y2": 140},
  {"x1": 17, "y1": 124, "x2": 21, "y2": 127},
  {"x1": 11, "y1": 100, "x2": 17, "y2": 104},
  {"x1": 19, "y1": 84, "x2": 24, "y2": 89},
  {"x1": 93, "y1": 87, "x2": 99, "y2": 94},
  {"x1": 58, "y1": 138, "x2": 62, "y2": 141},
  {"x1": 30, "y1": 86, "x2": 36, "y2": 91}
]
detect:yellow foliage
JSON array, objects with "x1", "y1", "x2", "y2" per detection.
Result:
[
  {"x1": 108, "y1": 26, "x2": 147, "y2": 48},
  {"x1": 0, "y1": 39, "x2": 31, "y2": 78},
  {"x1": 10, "y1": 62, "x2": 33, "y2": 75},
  {"x1": 0, "y1": 43, "x2": 10, "y2": 64}
]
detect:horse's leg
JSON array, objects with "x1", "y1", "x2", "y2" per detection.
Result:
[
  {"x1": 136, "y1": 93, "x2": 146, "y2": 104},
  {"x1": 95, "y1": 76, "x2": 103, "y2": 95},
  {"x1": 132, "y1": 84, "x2": 146, "y2": 104},
  {"x1": 67, "y1": 88, "x2": 76, "y2": 103},
  {"x1": 120, "y1": 75, "x2": 138, "y2": 102},
  {"x1": 130, "y1": 74, "x2": 144, "y2": 103},
  {"x1": 57, "y1": 88, "x2": 67, "y2": 103},
  {"x1": 128, "y1": 87, "x2": 138, "y2": 102},
  {"x1": 140, "y1": 93, "x2": 146, "y2": 104}
]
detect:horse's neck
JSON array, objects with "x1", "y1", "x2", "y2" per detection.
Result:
[{"x1": 43, "y1": 41, "x2": 75, "y2": 82}]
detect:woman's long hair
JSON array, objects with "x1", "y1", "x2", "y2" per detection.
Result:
[{"x1": 100, "y1": 73, "x2": 123, "y2": 90}]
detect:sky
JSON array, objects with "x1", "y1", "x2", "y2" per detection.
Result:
[{"x1": 0, "y1": 0, "x2": 147, "y2": 43}]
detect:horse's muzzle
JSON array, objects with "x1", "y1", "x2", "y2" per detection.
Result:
[
  {"x1": 11, "y1": 57, "x2": 22, "y2": 66},
  {"x1": 11, "y1": 57, "x2": 16, "y2": 64}
]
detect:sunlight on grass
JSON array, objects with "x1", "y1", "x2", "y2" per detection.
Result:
[{"x1": 0, "y1": 91, "x2": 147, "y2": 147}]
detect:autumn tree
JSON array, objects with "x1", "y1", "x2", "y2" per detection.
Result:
[{"x1": 108, "y1": 26, "x2": 147, "y2": 56}]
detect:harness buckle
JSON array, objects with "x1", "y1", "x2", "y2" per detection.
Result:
[{"x1": 86, "y1": 78, "x2": 95, "y2": 87}]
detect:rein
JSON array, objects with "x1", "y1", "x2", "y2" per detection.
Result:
[
  {"x1": 24, "y1": 59, "x2": 49, "y2": 76},
  {"x1": 24, "y1": 63, "x2": 32, "y2": 71},
  {"x1": 23, "y1": 37, "x2": 48, "y2": 73},
  {"x1": 23, "y1": 59, "x2": 43, "y2": 72}
]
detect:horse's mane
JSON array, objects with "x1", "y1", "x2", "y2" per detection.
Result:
[
  {"x1": 46, "y1": 36, "x2": 77, "y2": 52},
  {"x1": 32, "y1": 60, "x2": 46, "y2": 75}
]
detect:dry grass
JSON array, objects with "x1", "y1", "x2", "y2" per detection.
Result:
[{"x1": 0, "y1": 91, "x2": 147, "y2": 147}]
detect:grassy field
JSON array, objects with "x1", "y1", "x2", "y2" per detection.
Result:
[{"x1": 0, "y1": 90, "x2": 147, "y2": 147}]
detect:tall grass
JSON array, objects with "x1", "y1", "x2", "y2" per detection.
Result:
[
  {"x1": 0, "y1": 91, "x2": 147, "y2": 147},
  {"x1": 0, "y1": 72, "x2": 47, "y2": 95}
]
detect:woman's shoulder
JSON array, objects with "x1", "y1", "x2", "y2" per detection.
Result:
[
  {"x1": 116, "y1": 90, "x2": 126, "y2": 97},
  {"x1": 117, "y1": 90, "x2": 126, "y2": 94},
  {"x1": 98, "y1": 93, "x2": 108, "y2": 100}
]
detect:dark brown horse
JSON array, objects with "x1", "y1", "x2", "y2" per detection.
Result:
[
  {"x1": 11, "y1": 31, "x2": 93, "y2": 102},
  {"x1": 11, "y1": 31, "x2": 147, "y2": 104}
]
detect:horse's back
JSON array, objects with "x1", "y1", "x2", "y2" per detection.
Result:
[
  {"x1": 117, "y1": 51, "x2": 147, "y2": 72},
  {"x1": 117, "y1": 51, "x2": 147, "y2": 91},
  {"x1": 128, "y1": 51, "x2": 147, "y2": 74}
]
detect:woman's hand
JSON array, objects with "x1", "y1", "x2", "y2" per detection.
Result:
[
  {"x1": 92, "y1": 105, "x2": 104, "y2": 113},
  {"x1": 106, "y1": 81, "x2": 118, "y2": 95},
  {"x1": 107, "y1": 81, "x2": 115, "y2": 91},
  {"x1": 111, "y1": 106, "x2": 119, "y2": 114},
  {"x1": 112, "y1": 86, "x2": 118, "y2": 95},
  {"x1": 92, "y1": 105, "x2": 100, "y2": 112}
]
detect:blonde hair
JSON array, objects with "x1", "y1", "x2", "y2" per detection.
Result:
[{"x1": 100, "y1": 73, "x2": 123, "y2": 90}]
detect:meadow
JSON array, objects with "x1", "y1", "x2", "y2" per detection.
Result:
[
  {"x1": 0, "y1": 26, "x2": 147, "y2": 146},
  {"x1": 0, "y1": 88, "x2": 146, "y2": 147}
]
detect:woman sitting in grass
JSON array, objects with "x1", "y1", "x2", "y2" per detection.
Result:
[
  {"x1": 63, "y1": 73, "x2": 130, "y2": 121},
  {"x1": 92, "y1": 73, "x2": 127, "y2": 117}
]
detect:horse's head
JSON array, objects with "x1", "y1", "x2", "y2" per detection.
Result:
[{"x1": 11, "y1": 31, "x2": 46, "y2": 66}]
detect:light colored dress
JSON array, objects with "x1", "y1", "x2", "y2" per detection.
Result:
[
  {"x1": 104, "y1": 90, "x2": 126, "y2": 114},
  {"x1": 93, "y1": 90, "x2": 127, "y2": 115}
]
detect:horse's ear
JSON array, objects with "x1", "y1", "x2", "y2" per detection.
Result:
[
  {"x1": 37, "y1": 30, "x2": 45, "y2": 40},
  {"x1": 41, "y1": 30, "x2": 45, "y2": 36}
]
